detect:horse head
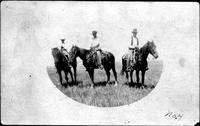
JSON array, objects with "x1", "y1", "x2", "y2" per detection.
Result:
[
  {"x1": 147, "y1": 41, "x2": 159, "y2": 59},
  {"x1": 69, "y1": 45, "x2": 79, "y2": 62},
  {"x1": 51, "y1": 47, "x2": 59, "y2": 52},
  {"x1": 51, "y1": 47, "x2": 60, "y2": 57},
  {"x1": 51, "y1": 47, "x2": 62, "y2": 63}
]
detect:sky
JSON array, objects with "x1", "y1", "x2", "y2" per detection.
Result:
[{"x1": 1, "y1": 1, "x2": 199, "y2": 65}]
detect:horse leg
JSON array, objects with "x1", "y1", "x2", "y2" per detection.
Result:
[
  {"x1": 121, "y1": 58, "x2": 127, "y2": 75},
  {"x1": 63, "y1": 69, "x2": 68, "y2": 85},
  {"x1": 105, "y1": 69, "x2": 110, "y2": 86},
  {"x1": 88, "y1": 69, "x2": 94, "y2": 88},
  {"x1": 141, "y1": 70, "x2": 146, "y2": 87},
  {"x1": 58, "y1": 70, "x2": 63, "y2": 86},
  {"x1": 136, "y1": 70, "x2": 140, "y2": 87},
  {"x1": 125, "y1": 71, "x2": 129, "y2": 84},
  {"x1": 111, "y1": 66, "x2": 118, "y2": 86},
  {"x1": 68, "y1": 68, "x2": 74, "y2": 84},
  {"x1": 73, "y1": 65, "x2": 77, "y2": 84},
  {"x1": 130, "y1": 70, "x2": 134, "y2": 85}
]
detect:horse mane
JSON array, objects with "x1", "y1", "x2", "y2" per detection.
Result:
[
  {"x1": 139, "y1": 41, "x2": 149, "y2": 53},
  {"x1": 73, "y1": 45, "x2": 90, "y2": 55},
  {"x1": 52, "y1": 47, "x2": 60, "y2": 58},
  {"x1": 77, "y1": 45, "x2": 90, "y2": 52},
  {"x1": 52, "y1": 47, "x2": 68, "y2": 63}
]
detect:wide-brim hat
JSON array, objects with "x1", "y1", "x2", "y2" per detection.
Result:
[
  {"x1": 60, "y1": 39, "x2": 65, "y2": 43},
  {"x1": 92, "y1": 30, "x2": 97, "y2": 34},
  {"x1": 132, "y1": 28, "x2": 137, "y2": 33}
]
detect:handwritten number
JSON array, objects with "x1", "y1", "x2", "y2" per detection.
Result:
[{"x1": 165, "y1": 111, "x2": 183, "y2": 121}]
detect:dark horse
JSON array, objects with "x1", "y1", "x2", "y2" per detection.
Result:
[
  {"x1": 121, "y1": 41, "x2": 159, "y2": 87},
  {"x1": 51, "y1": 47, "x2": 74, "y2": 86},
  {"x1": 69, "y1": 45, "x2": 118, "y2": 87},
  {"x1": 61, "y1": 47, "x2": 78, "y2": 84}
]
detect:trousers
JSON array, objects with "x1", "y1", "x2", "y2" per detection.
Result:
[
  {"x1": 127, "y1": 49, "x2": 136, "y2": 69},
  {"x1": 91, "y1": 47, "x2": 102, "y2": 66}
]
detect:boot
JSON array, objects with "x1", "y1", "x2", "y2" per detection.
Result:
[{"x1": 99, "y1": 64, "x2": 104, "y2": 70}]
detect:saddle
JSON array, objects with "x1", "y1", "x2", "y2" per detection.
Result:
[
  {"x1": 86, "y1": 49, "x2": 107, "y2": 68},
  {"x1": 125, "y1": 47, "x2": 140, "y2": 69},
  {"x1": 60, "y1": 48, "x2": 71, "y2": 67}
]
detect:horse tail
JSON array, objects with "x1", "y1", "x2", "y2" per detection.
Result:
[
  {"x1": 111, "y1": 53, "x2": 116, "y2": 69},
  {"x1": 120, "y1": 56, "x2": 126, "y2": 75},
  {"x1": 110, "y1": 53, "x2": 118, "y2": 81}
]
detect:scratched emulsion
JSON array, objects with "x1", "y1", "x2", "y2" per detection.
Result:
[
  {"x1": 1, "y1": 2, "x2": 44, "y2": 123},
  {"x1": 179, "y1": 58, "x2": 186, "y2": 68}
]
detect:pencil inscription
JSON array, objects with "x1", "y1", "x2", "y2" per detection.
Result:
[{"x1": 164, "y1": 111, "x2": 183, "y2": 121}]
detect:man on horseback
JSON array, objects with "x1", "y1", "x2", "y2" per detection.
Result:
[
  {"x1": 126, "y1": 28, "x2": 139, "y2": 71},
  {"x1": 90, "y1": 30, "x2": 104, "y2": 70},
  {"x1": 60, "y1": 38, "x2": 70, "y2": 65}
]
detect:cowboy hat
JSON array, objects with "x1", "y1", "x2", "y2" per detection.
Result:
[
  {"x1": 60, "y1": 38, "x2": 65, "y2": 44},
  {"x1": 92, "y1": 30, "x2": 97, "y2": 35},
  {"x1": 132, "y1": 28, "x2": 137, "y2": 33}
]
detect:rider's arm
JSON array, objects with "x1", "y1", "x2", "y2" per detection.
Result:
[
  {"x1": 137, "y1": 37, "x2": 139, "y2": 46},
  {"x1": 131, "y1": 36, "x2": 133, "y2": 46},
  {"x1": 96, "y1": 43, "x2": 100, "y2": 48},
  {"x1": 90, "y1": 42, "x2": 93, "y2": 49},
  {"x1": 90, "y1": 40, "x2": 100, "y2": 49}
]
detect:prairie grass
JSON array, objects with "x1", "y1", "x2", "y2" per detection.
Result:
[{"x1": 47, "y1": 60, "x2": 163, "y2": 107}]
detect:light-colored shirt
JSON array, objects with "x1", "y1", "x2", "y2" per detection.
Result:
[
  {"x1": 61, "y1": 42, "x2": 66, "y2": 49},
  {"x1": 90, "y1": 37, "x2": 100, "y2": 48},
  {"x1": 129, "y1": 36, "x2": 139, "y2": 49},
  {"x1": 60, "y1": 41, "x2": 72, "y2": 51}
]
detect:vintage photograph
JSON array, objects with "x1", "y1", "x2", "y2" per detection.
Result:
[
  {"x1": 47, "y1": 29, "x2": 163, "y2": 107},
  {"x1": 1, "y1": 1, "x2": 199, "y2": 125},
  {"x1": 45, "y1": 1, "x2": 163, "y2": 107}
]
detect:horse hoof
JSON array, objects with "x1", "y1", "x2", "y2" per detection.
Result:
[
  {"x1": 90, "y1": 85, "x2": 94, "y2": 89},
  {"x1": 114, "y1": 81, "x2": 118, "y2": 86},
  {"x1": 106, "y1": 81, "x2": 111, "y2": 86}
]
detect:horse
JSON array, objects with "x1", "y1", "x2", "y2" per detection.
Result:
[
  {"x1": 69, "y1": 45, "x2": 118, "y2": 88},
  {"x1": 51, "y1": 47, "x2": 74, "y2": 86},
  {"x1": 61, "y1": 47, "x2": 78, "y2": 84},
  {"x1": 121, "y1": 41, "x2": 159, "y2": 87}
]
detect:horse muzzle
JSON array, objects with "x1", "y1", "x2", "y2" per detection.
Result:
[{"x1": 153, "y1": 53, "x2": 159, "y2": 59}]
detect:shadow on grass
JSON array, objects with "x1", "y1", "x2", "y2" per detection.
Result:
[
  {"x1": 62, "y1": 81, "x2": 117, "y2": 88},
  {"x1": 94, "y1": 81, "x2": 116, "y2": 87},
  {"x1": 94, "y1": 81, "x2": 107, "y2": 87},
  {"x1": 124, "y1": 82, "x2": 155, "y2": 89},
  {"x1": 61, "y1": 80, "x2": 83, "y2": 88}
]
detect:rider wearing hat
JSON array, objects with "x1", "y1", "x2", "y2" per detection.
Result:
[
  {"x1": 127, "y1": 28, "x2": 149, "y2": 71},
  {"x1": 90, "y1": 30, "x2": 103, "y2": 69},
  {"x1": 127, "y1": 28, "x2": 139, "y2": 71},
  {"x1": 60, "y1": 38, "x2": 70, "y2": 60}
]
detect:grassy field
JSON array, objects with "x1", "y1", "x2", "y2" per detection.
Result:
[{"x1": 47, "y1": 60, "x2": 163, "y2": 107}]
